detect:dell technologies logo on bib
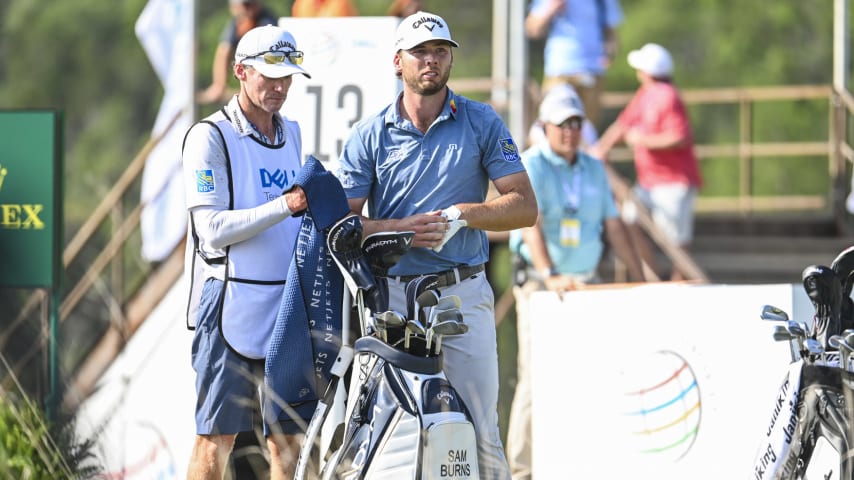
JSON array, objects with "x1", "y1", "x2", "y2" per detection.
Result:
[{"x1": 260, "y1": 168, "x2": 296, "y2": 190}]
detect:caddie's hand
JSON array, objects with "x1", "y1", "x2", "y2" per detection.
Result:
[{"x1": 283, "y1": 186, "x2": 308, "y2": 214}]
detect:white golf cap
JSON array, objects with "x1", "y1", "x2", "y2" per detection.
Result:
[
  {"x1": 627, "y1": 43, "x2": 674, "y2": 78},
  {"x1": 394, "y1": 11, "x2": 460, "y2": 51},
  {"x1": 235, "y1": 25, "x2": 311, "y2": 79},
  {"x1": 538, "y1": 84, "x2": 586, "y2": 124}
]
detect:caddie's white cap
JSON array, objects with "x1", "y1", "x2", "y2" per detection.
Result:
[
  {"x1": 394, "y1": 11, "x2": 460, "y2": 51},
  {"x1": 627, "y1": 43, "x2": 674, "y2": 78},
  {"x1": 235, "y1": 25, "x2": 311, "y2": 79},
  {"x1": 538, "y1": 84, "x2": 586, "y2": 124}
]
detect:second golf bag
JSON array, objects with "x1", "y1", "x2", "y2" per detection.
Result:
[
  {"x1": 295, "y1": 214, "x2": 479, "y2": 480},
  {"x1": 749, "y1": 246, "x2": 854, "y2": 480}
]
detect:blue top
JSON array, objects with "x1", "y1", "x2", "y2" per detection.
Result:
[
  {"x1": 337, "y1": 89, "x2": 525, "y2": 275},
  {"x1": 509, "y1": 144, "x2": 618, "y2": 275},
  {"x1": 220, "y1": 7, "x2": 279, "y2": 47},
  {"x1": 529, "y1": 0, "x2": 624, "y2": 76}
]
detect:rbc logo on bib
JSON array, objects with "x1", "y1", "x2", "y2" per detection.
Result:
[{"x1": 196, "y1": 170, "x2": 214, "y2": 193}]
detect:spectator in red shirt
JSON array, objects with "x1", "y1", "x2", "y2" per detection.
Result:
[{"x1": 590, "y1": 43, "x2": 702, "y2": 281}]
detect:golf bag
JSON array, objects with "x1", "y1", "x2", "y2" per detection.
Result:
[
  {"x1": 295, "y1": 215, "x2": 479, "y2": 480},
  {"x1": 750, "y1": 246, "x2": 854, "y2": 480}
]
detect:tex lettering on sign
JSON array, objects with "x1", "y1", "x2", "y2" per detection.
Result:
[{"x1": 498, "y1": 137, "x2": 520, "y2": 162}]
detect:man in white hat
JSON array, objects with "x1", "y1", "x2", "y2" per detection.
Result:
[
  {"x1": 591, "y1": 43, "x2": 702, "y2": 281},
  {"x1": 183, "y1": 24, "x2": 311, "y2": 480},
  {"x1": 336, "y1": 11, "x2": 537, "y2": 480}
]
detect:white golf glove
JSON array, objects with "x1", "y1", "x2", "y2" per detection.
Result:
[{"x1": 433, "y1": 205, "x2": 467, "y2": 252}]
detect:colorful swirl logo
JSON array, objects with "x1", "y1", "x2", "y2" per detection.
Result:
[{"x1": 620, "y1": 350, "x2": 701, "y2": 463}]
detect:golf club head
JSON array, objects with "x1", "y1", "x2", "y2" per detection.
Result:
[
  {"x1": 785, "y1": 321, "x2": 806, "y2": 338},
  {"x1": 431, "y1": 320, "x2": 469, "y2": 355},
  {"x1": 803, "y1": 338, "x2": 825, "y2": 357},
  {"x1": 838, "y1": 339, "x2": 854, "y2": 364},
  {"x1": 772, "y1": 325, "x2": 796, "y2": 342},
  {"x1": 416, "y1": 289, "x2": 441, "y2": 310},
  {"x1": 416, "y1": 289, "x2": 441, "y2": 330},
  {"x1": 428, "y1": 304, "x2": 462, "y2": 331},
  {"x1": 374, "y1": 310, "x2": 407, "y2": 343},
  {"x1": 435, "y1": 309, "x2": 464, "y2": 325},
  {"x1": 405, "y1": 274, "x2": 440, "y2": 321},
  {"x1": 436, "y1": 295, "x2": 462, "y2": 311},
  {"x1": 362, "y1": 230, "x2": 415, "y2": 277},
  {"x1": 431, "y1": 319, "x2": 469, "y2": 336},
  {"x1": 760, "y1": 304, "x2": 790, "y2": 322},
  {"x1": 375, "y1": 310, "x2": 406, "y2": 329}
]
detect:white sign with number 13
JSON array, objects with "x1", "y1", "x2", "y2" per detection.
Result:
[{"x1": 278, "y1": 16, "x2": 402, "y2": 173}]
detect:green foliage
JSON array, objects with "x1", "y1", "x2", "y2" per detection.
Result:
[
  {"x1": 0, "y1": 394, "x2": 101, "y2": 479},
  {"x1": 609, "y1": 0, "x2": 839, "y2": 90}
]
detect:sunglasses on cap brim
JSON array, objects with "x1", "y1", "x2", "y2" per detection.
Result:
[{"x1": 242, "y1": 50, "x2": 304, "y2": 66}]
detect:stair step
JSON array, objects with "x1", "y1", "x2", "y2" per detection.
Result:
[
  {"x1": 695, "y1": 214, "x2": 839, "y2": 237},
  {"x1": 600, "y1": 233, "x2": 852, "y2": 285},
  {"x1": 692, "y1": 235, "x2": 852, "y2": 255}
]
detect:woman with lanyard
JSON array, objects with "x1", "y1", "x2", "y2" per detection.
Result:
[{"x1": 506, "y1": 84, "x2": 644, "y2": 480}]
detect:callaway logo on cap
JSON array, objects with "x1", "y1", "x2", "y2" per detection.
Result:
[
  {"x1": 394, "y1": 11, "x2": 460, "y2": 51},
  {"x1": 235, "y1": 25, "x2": 311, "y2": 79}
]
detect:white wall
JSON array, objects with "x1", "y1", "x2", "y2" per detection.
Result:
[
  {"x1": 76, "y1": 277, "x2": 195, "y2": 478},
  {"x1": 528, "y1": 283, "x2": 811, "y2": 479}
]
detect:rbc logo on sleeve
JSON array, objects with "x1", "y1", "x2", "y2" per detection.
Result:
[
  {"x1": 196, "y1": 169, "x2": 215, "y2": 193},
  {"x1": 499, "y1": 138, "x2": 520, "y2": 162}
]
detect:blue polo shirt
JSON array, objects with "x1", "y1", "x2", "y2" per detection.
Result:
[
  {"x1": 509, "y1": 144, "x2": 618, "y2": 275},
  {"x1": 529, "y1": 0, "x2": 623, "y2": 76},
  {"x1": 337, "y1": 89, "x2": 525, "y2": 275}
]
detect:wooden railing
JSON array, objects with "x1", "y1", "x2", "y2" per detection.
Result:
[
  {"x1": 7, "y1": 82, "x2": 852, "y2": 407},
  {"x1": 600, "y1": 84, "x2": 852, "y2": 218}
]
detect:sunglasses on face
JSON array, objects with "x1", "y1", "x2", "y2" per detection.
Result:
[
  {"x1": 552, "y1": 117, "x2": 583, "y2": 131},
  {"x1": 243, "y1": 50, "x2": 304, "y2": 66}
]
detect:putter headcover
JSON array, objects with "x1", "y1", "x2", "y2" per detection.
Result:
[
  {"x1": 362, "y1": 231, "x2": 415, "y2": 277},
  {"x1": 328, "y1": 214, "x2": 385, "y2": 312},
  {"x1": 802, "y1": 264, "x2": 843, "y2": 345},
  {"x1": 831, "y1": 246, "x2": 854, "y2": 332}
]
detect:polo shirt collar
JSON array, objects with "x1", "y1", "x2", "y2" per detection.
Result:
[
  {"x1": 541, "y1": 143, "x2": 584, "y2": 170},
  {"x1": 385, "y1": 88, "x2": 459, "y2": 127},
  {"x1": 224, "y1": 95, "x2": 284, "y2": 140}
]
